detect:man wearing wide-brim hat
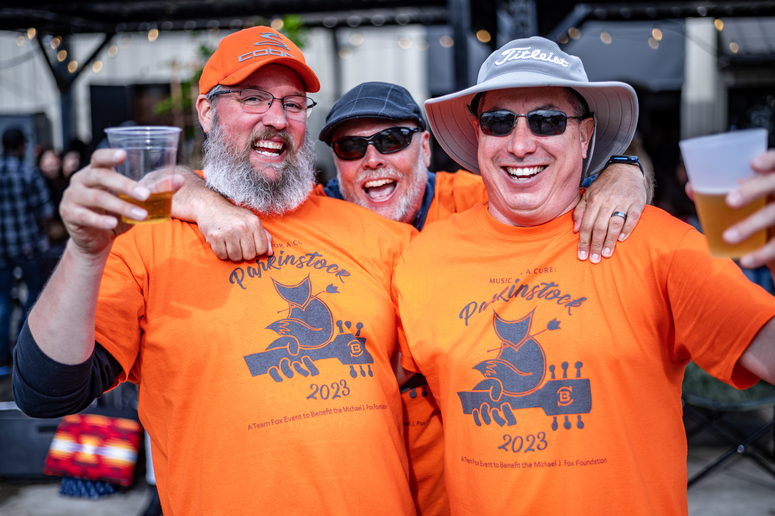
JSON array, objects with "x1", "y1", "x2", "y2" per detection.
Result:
[{"x1": 393, "y1": 36, "x2": 775, "y2": 515}]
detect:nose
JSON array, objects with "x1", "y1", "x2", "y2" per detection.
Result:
[
  {"x1": 506, "y1": 116, "x2": 538, "y2": 158},
  {"x1": 361, "y1": 142, "x2": 386, "y2": 169},
  {"x1": 259, "y1": 99, "x2": 289, "y2": 131}
]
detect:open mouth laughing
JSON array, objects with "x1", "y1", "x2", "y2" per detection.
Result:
[
  {"x1": 253, "y1": 139, "x2": 286, "y2": 157},
  {"x1": 363, "y1": 178, "x2": 397, "y2": 201}
]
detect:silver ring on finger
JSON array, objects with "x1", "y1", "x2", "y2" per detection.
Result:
[{"x1": 611, "y1": 211, "x2": 627, "y2": 221}]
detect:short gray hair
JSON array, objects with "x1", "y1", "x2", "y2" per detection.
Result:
[{"x1": 205, "y1": 84, "x2": 227, "y2": 107}]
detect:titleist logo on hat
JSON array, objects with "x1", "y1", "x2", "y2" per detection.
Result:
[
  {"x1": 494, "y1": 47, "x2": 570, "y2": 67},
  {"x1": 238, "y1": 32, "x2": 294, "y2": 63}
]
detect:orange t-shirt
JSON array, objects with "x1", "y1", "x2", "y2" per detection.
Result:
[
  {"x1": 394, "y1": 204, "x2": 775, "y2": 516},
  {"x1": 315, "y1": 169, "x2": 487, "y2": 516},
  {"x1": 95, "y1": 195, "x2": 417, "y2": 515},
  {"x1": 425, "y1": 170, "x2": 488, "y2": 225}
]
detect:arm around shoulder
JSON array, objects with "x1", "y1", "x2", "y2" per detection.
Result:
[{"x1": 171, "y1": 166, "x2": 273, "y2": 261}]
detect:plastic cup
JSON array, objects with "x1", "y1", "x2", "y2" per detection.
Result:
[
  {"x1": 679, "y1": 128, "x2": 768, "y2": 258},
  {"x1": 105, "y1": 126, "x2": 182, "y2": 225}
]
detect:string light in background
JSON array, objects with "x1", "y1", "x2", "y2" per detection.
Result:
[
  {"x1": 271, "y1": 18, "x2": 284, "y2": 31},
  {"x1": 92, "y1": 60, "x2": 103, "y2": 73},
  {"x1": 416, "y1": 38, "x2": 429, "y2": 51},
  {"x1": 349, "y1": 33, "x2": 363, "y2": 46},
  {"x1": 729, "y1": 42, "x2": 739, "y2": 53},
  {"x1": 148, "y1": 28, "x2": 159, "y2": 42},
  {"x1": 50, "y1": 36, "x2": 61, "y2": 49},
  {"x1": 108, "y1": 45, "x2": 118, "y2": 58},
  {"x1": 648, "y1": 37, "x2": 659, "y2": 49},
  {"x1": 27, "y1": 28, "x2": 36, "y2": 39},
  {"x1": 339, "y1": 47, "x2": 353, "y2": 59},
  {"x1": 568, "y1": 27, "x2": 581, "y2": 40},
  {"x1": 67, "y1": 61, "x2": 78, "y2": 73},
  {"x1": 476, "y1": 30, "x2": 491, "y2": 44},
  {"x1": 439, "y1": 35, "x2": 454, "y2": 48},
  {"x1": 715, "y1": 19, "x2": 724, "y2": 31},
  {"x1": 398, "y1": 37, "x2": 412, "y2": 50},
  {"x1": 57, "y1": 50, "x2": 67, "y2": 62},
  {"x1": 558, "y1": 34, "x2": 569, "y2": 44},
  {"x1": 16, "y1": 35, "x2": 24, "y2": 46},
  {"x1": 652, "y1": 28, "x2": 663, "y2": 41},
  {"x1": 600, "y1": 31, "x2": 612, "y2": 45}
]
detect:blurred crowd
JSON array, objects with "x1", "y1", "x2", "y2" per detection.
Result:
[{"x1": 0, "y1": 130, "x2": 89, "y2": 372}]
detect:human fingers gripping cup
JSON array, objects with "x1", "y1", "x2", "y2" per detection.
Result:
[
  {"x1": 679, "y1": 129, "x2": 768, "y2": 258},
  {"x1": 105, "y1": 126, "x2": 182, "y2": 224}
]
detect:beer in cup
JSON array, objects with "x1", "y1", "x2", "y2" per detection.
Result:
[
  {"x1": 105, "y1": 126, "x2": 182, "y2": 224},
  {"x1": 679, "y1": 128, "x2": 768, "y2": 258}
]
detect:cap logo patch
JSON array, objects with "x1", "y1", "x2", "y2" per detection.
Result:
[
  {"x1": 494, "y1": 47, "x2": 569, "y2": 68},
  {"x1": 238, "y1": 32, "x2": 294, "y2": 62},
  {"x1": 254, "y1": 32, "x2": 291, "y2": 51}
]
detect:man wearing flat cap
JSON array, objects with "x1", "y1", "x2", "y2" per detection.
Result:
[
  {"x1": 14, "y1": 27, "x2": 418, "y2": 515},
  {"x1": 393, "y1": 36, "x2": 775, "y2": 515}
]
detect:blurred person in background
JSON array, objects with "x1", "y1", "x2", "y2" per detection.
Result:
[
  {"x1": 61, "y1": 138, "x2": 88, "y2": 178},
  {"x1": 36, "y1": 144, "x2": 69, "y2": 275},
  {"x1": 0, "y1": 128, "x2": 54, "y2": 372}
]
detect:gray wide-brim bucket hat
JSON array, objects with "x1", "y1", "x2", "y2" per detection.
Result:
[{"x1": 425, "y1": 36, "x2": 638, "y2": 178}]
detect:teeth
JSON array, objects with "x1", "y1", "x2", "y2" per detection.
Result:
[
  {"x1": 256, "y1": 140, "x2": 283, "y2": 150},
  {"x1": 253, "y1": 140, "x2": 284, "y2": 156},
  {"x1": 505, "y1": 166, "x2": 545, "y2": 178},
  {"x1": 364, "y1": 179, "x2": 395, "y2": 188}
]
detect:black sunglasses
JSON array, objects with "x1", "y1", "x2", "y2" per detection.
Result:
[
  {"x1": 477, "y1": 109, "x2": 588, "y2": 137},
  {"x1": 331, "y1": 127, "x2": 421, "y2": 160}
]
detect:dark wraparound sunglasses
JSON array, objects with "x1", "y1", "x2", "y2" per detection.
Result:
[
  {"x1": 332, "y1": 127, "x2": 421, "y2": 160},
  {"x1": 478, "y1": 109, "x2": 589, "y2": 137}
]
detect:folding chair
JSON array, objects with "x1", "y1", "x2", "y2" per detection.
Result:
[{"x1": 682, "y1": 361, "x2": 775, "y2": 488}]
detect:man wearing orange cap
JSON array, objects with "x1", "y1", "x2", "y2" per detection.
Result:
[{"x1": 14, "y1": 27, "x2": 419, "y2": 515}]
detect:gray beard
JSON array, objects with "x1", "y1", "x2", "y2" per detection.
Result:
[
  {"x1": 335, "y1": 151, "x2": 427, "y2": 223},
  {"x1": 202, "y1": 118, "x2": 316, "y2": 216}
]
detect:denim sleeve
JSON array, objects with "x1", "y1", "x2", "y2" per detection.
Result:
[
  {"x1": 581, "y1": 173, "x2": 598, "y2": 189},
  {"x1": 12, "y1": 321, "x2": 123, "y2": 418}
]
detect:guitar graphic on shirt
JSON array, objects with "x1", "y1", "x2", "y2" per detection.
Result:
[
  {"x1": 243, "y1": 276, "x2": 375, "y2": 382},
  {"x1": 457, "y1": 308, "x2": 592, "y2": 430}
]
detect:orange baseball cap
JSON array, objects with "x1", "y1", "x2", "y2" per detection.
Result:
[{"x1": 199, "y1": 26, "x2": 320, "y2": 94}]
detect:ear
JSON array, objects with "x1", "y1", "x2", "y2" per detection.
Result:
[
  {"x1": 578, "y1": 117, "x2": 595, "y2": 159},
  {"x1": 196, "y1": 95, "x2": 214, "y2": 134},
  {"x1": 421, "y1": 131, "x2": 431, "y2": 168}
]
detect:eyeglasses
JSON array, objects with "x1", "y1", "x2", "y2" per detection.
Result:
[
  {"x1": 477, "y1": 109, "x2": 588, "y2": 137},
  {"x1": 210, "y1": 88, "x2": 317, "y2": 119},
  {"x1": 331, "y1": 127, "x2": 421, "y2": 160}
]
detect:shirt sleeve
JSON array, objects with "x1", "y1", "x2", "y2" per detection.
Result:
[
  {"x1": 666, "y1": 228, "x2": 775, "y2": 388},
  {"x1": 12, "y1": 321, "x2": 123, "y2": 418}
]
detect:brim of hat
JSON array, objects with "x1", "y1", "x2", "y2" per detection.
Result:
[
  {"x1": 425, "y1": 72, "x2": 638, "y2": 176},
  {"x1": 220, "y1": 57, "x2": 321, "y2": 93}
]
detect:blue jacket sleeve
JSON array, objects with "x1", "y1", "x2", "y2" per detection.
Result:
[{"x1": 12, "y1": 321, "x2": 123, "y2": 418}]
